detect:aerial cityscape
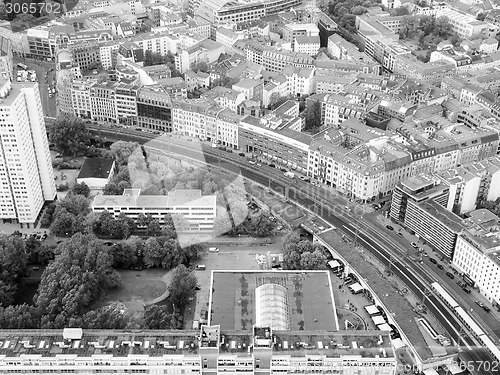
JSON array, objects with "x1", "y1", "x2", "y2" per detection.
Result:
[{"x1": 0, "y1": 0, "x2": 499, "y2": 374}]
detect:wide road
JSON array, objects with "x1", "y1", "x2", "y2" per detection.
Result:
[{"x1": 79, "y1": 125, "x2": 498, "y2": 367}]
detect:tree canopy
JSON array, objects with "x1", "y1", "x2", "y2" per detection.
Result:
[
  {"x1": 34, "y1": 233, "x2": 121, "y2": 328},
  {"x1": 167, "y1": 265, "x2": 198, "y2": 309},
  {"x1": 282, "y1": 233, "x2": 328, "y2": 270},
  {"x1": 50, "y1": 114, "x2": 91, "y2": 156}
]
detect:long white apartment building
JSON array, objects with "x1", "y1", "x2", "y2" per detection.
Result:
[
  {"x1": 92, "y1": 189, "x2": 216, "y2": 232},
  {"x1": 0, "y1": 80, "x2": 56, "y2": 226},
  {"x1": 453, "y1": 209, "x2": 500, "y2": 306},
  {"x1": 435, "y1": 8, "x2": 499, "y2": 39},
  {"x1": 0, "y1": 325, "x2": 396, "y2": 375}
]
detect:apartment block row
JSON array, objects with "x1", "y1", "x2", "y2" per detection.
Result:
[{"x1": 0, "y1": 325, "x2": 396, "y2": 375}]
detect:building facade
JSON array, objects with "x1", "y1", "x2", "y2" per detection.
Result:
[{"x1": 0, "y1": 80, "x2": 56, "y2": 226}]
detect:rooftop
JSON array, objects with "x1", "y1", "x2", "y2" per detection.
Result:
[
  {"x1": 77, "y1": 158, "x2": 115, "y2": 180},
  {"x1": 92, "y1": 189, "x2": 216, "y2": 209},
  {"x1": 209, "y1": 271, "x2": 338, "y2": 332}
]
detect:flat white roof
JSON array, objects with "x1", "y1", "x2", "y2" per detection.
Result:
[
  {"x1": 348, "y1": 282, "x2": 364, "y2": 293},
  {"x1": 377, "y1": 323, "x2": 391, "y2": 332},
  {"x1": 365, "y1": 305, "x2": 379, "y2": 315},
  {"x1": 372, "y1": 315, "x2": 385, "y2": 326}
]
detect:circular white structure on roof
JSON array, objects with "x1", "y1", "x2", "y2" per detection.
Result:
[{"x1": 255, "y1": 283, "x2": 290, "y2": 331}]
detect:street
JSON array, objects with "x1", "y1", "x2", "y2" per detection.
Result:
[{"x1": 14, "y1": 56, "x2": 57, "y2": 117}]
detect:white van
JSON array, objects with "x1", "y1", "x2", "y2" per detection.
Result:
[{"x1": 208, "y1": 247, "x2": 219, "y2": 253}]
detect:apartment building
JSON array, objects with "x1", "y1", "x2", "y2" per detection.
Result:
[
  {"x1": 202, "y1": 86, "x2": 245, "y2": 112},
  {"x1": 232, "y1": 78, "x2": 263, "y2": 101},
  {"x1": 0, "y1": 324, "x2": 396, "y2": 375},
  {"x1": 283, "y1": 23, "x2": 319, "y2": 46},
  {"x1": 0, "y1": 36, "x2": 13, "y2": 82},
  {"x1": 136, "y1": 84, "x2": 173, "y2": 132},
  {"x1": 261, "y1": 48, "x2": 315, "y2": 72},
  {"x1": 133, "y1": 31, "x2": 181, "y2": 56},
  {"x1": 453, "y1": 209, "x2": 500, "y2": 306},
  {"x1": 327, "y1": 34, "x2": 370, "y2": 62},
  {"x1": 0, "y1": 80, "x2": 56, "y2": 226},
  {"x1": 115, "y1": 82, "x2": 140, "y2": 126},
  {"x1": 323, "y1": 94, "x2": 366, "y2": 126},
  {"x1": 293, "y1": 36, "x2": 320, "y2": 55},
  {"x1": 438, "y1": 157, "x2": 500, "y2": 215},
  {"x1": 93, "y1": 189, "x2": 216, "y2": 232},
  {"x1": 262, "y1": 74, "x2": 287, "y2": 107},
  {"x1": 176, "y1": 39, "x2": 225, "y2": 73},
  {"x1": 393, "y1": 54, "x2": 455, "y2": 86}
]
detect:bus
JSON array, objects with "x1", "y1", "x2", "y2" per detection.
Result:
[{"x1": 17, "y1": 63, "x2": 28, "y2": 71}]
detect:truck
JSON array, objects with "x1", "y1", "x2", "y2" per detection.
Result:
[{"x1": 284, "y1": 171, "x2": 295, "y2": 179}]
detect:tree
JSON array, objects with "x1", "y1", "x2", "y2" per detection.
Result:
[
  {"x1": 34, "y1": 233, "x2": 121, "y2": 328},
  {"x1": 167, "y1": 265, "x2": 198, "y2": 309},
  {"x1": 110, "y1": 238, "x2": 139, "y2": 269},
  {"x1": 305, "y1": 100, "x2": 322, "y2": 131},
  {"x1": 147, "y1": 219, "x2": 162, "y2": 236},
  {"x1": 0, "y1": 304, "x2": 40, "y2": 329},
  {"x1": 58, "y1": 194, "x2": 90, "y2": 216},
  {"x1": 110, "y1": 141, "x2": 139, "y2": 166},
  {"x1": 0, "y1": 280, "x2": 16, "y2": 307},
  {"x1": 72, "y1": 182, "x2": 90, "y2": 197},
  {"x1": 50, "y1": 114, "x2": 91, "y2": 156},
  {"x1": 300, "y1": 249, "x2": 328, "y2": 270},
  {"x1": 268, "y1": 93, "x2": 294, "y2": 110},
  {"x1": 143, "y1": 237, "x2": 164, "y2": 268},
  {"x1": 144, "y1": 305, "x2": 173, "y2": 329},
  {"x1": 80, "y1": 303, "x2": 127, "y2": 329},
  {"x1": 0, "y1": 235, "x2": 28, "y2": 280}
]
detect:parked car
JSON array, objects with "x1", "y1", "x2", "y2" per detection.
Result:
[
  {"x1": 429, "y1": 258, "x2": 437, "y2": 264},
  {"x1": 195, "y1": 265, "x2": 206, "y2": 270},
  {"x1": 396, "y1": 232, "x2": 403, "y2": 237},
  {"x1": 208, "y1": 247, "x2": 219, "y2": 253},
  {"x1": 437, "y1": 264, "x2": 444, "y2": 270},
  {"x1": 475, "y1": 300, "x2": 485, "y2": 308},
  {"x1": 386, "y1": 225, "x2": 393, "y2": 231},
  {"x1": 410, "y1": 242, "x2": 418, "y2": 248},
  {"x1": 446, "y1": 271, "x2": 455, "y2": 279},
  {"x1": 238, "y1": 152, "x2": 245, "y2": 157},
  {"x1": 462, "y1": 287, "x2": 471, "y2": 294},
  {"x1": 268, "y1": 163, "x2": 276, "y2": 168}
]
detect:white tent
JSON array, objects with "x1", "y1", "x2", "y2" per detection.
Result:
[
  {"x1": 377, "y1": 323, "x2": 392, "y2": 332},
  {"x1": 348, "y1": 282, "x2": 364, "y2": 293},
  {"x1": 445, "y1": 363, "x2": 463, "y2": 374},
  {"x1": 372, "y1": 315, "x2": 386, "y2": 326},
  {"x1": 328, "y1": 260, "x2": 340, "y2": 269},
  {"x1": 364, "y1": 305, "x2": 379, "y2": 315}
]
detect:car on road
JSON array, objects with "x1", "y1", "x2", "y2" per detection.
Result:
[
  {"x1": 386, "y1": 225, "x2": 393, "y2": 231},
  {"x1": 238, "y1": 152, "x2": 245, "y2": 157},
  {"x1": 208, "y1": 247, "x2": 219, "y2": 253},
  {"x1": 311, "y1": 181, "x2": 319, "y2": 186},
  {"x1": 437, "y1": 264, "x2": 444, "y2": 270},
  {"x1": 411, "y1": 242, "x2": 418, "y2": 248},
  {"x1": 248, "y1": 160, "x2": 256, "y2": 165},
  {"x1": 396, "y1": 232, "x2": 403, "y2": 237},
  {"x1": 268, "y1": 163, "x2": 275, "y2": 168},
  {"x1": 462, "y1": 287, "x2": 471, "y2": 294},
  {"x1": 422, "y1": 252, "x2": 428, "y2": 257},
  {"x1": 475, "y1": 300, "x2": 485, "y2": 308},
  {"x1": 195, "y1": 265, "x2": 206, "y2": 270},
  {"x1": 429, "y1": 258, "x2": 437, "y2": 264},
  {"x1": 446, "y1": 271, "x2": 455, "y2": 279}
]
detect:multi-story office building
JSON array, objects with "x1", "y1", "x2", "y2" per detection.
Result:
[
  {"x1": 239, "y1": 115, "x2": 312, "y2": 172},
  {"x1": 283, "y1": 23, "x2": 319, "y2": 48},
  {"x1": 114, "y1": 82, "x2": 140, "y2": 126},
  {"x1": 0, "y1": 80, "x2": 56, "y2": 226},
  {"x1": 196, "y1": 0, "x2": 302, "y2": 24},
  {"x1": 436, "y1": 8, "x2": 499, "y2": 39},
  {"x1": 390, "y1": 175, "x2": 466, "y2": 259},
  {"x1": 453, "y1": 209, "x2": 500, "y2": 306},
  {"x1": 89, "y1": 81, "x2": 118, "y2": 123},
  {"x1": 72, "y1": 79, "x2": 95, "y2": 119},
  {"x1": 92, "y1": 189, "x2": 216, "y2": 232},
  {"x1": 136, "y1": 84, "x2": 173, "y2": 132},
  {"x1": 68, "y1": 40, "x2": 101, "y2": 71}
]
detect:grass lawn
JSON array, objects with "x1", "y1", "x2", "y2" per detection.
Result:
[{"x1": 93, "y1": 268, "x2": 169, "y2": 314}]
